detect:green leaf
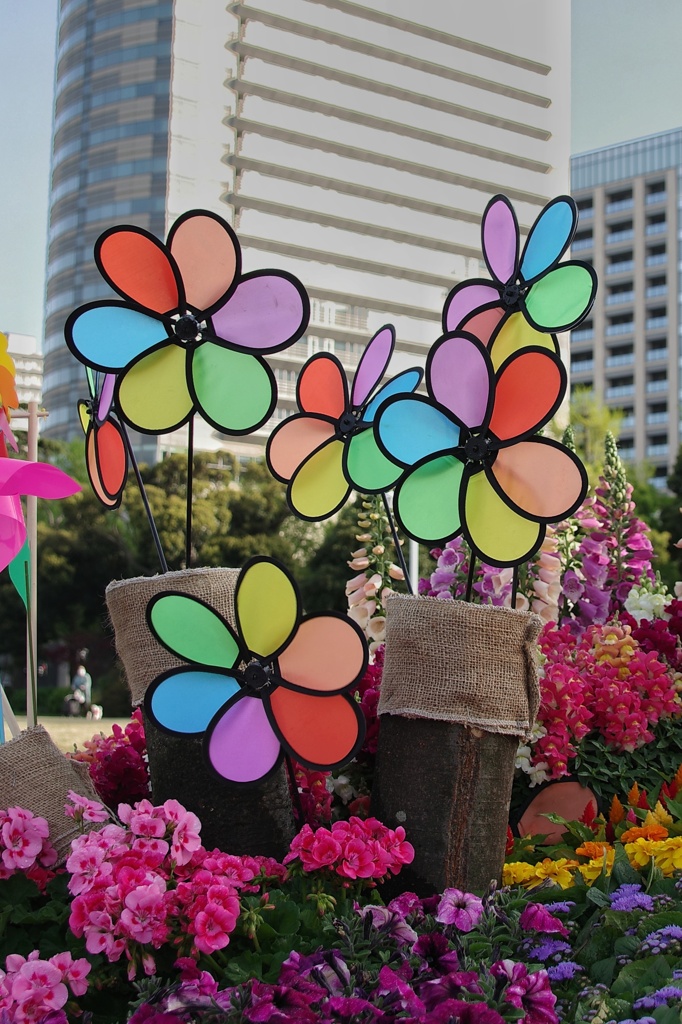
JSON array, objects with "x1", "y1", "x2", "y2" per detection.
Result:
[
  {"x1": 611, "y1": 842, "x2": 642, "y2": 885},
  {"x1": 612, "y1": 956, "x2": 673, "y2": 997},
  {"x1": 590, "y1": 956, "x2": 617, "y2": 986},
  {"x1": 586, "y1": 888, "x2": 611, "y2": 907}
]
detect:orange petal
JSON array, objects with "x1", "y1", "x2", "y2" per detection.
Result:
[
  {"x1": 267, "y1": 415, "x2": 335, "y2": 482},
  {"x1": 86, "y1": 428, "x2": 118, "y2": 508},
  {"x1": 459, "y1": 306, "x2": 505, "y2": 347},
  {"x1": 97, "y1": 229, "x2": 180, "y2": 314},
  {"x1": 492, "y1": 440, "x2": 586, "y2": 520},
  {"x1": 269, "y1": 687, "x2": 362, "y2": 768},
  {"x1": 278, "y1": 616, "x2": 367, "y2": 692},
  {"x1": 298, "y1": 355, "x2": 347, "y2": 417},
  {"x1": 95, "y1": 419, "x2": 127, "y2": 500},
  {"x1": 489, "y1": 351, "x2": 563, "y2": 442},
  {"x1": 168, "y1": 212, "x2": 238, "y2": 312}
]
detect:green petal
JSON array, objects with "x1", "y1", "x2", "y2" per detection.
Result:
[
  {"x1": 237, "y1": 559, "x2": 300, "y2": 658},
  {"x1": 395, "y1": 455, "x2": 463, "y2": 543},
  {"x1": 346, "y1": 428, "x2": 403, "y2": 493},
  {"x1": 148, "y1": 593, "x2": 240, "y2": 667},
  {"x1": 192, "y1": 342, "x2": 275, "y2": 433},
  {"x1": 524, "y1": 264, "x2": 596, "y2": 332}
]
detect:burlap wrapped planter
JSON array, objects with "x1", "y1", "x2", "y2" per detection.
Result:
[
  {"x1": 0, "y1": 725, "x2": 99, "y2": 861},
  {"x1": 106, "y1": 567, "x2": 296, "y2": 858},
  {"x1": 371, "y1": 595, "x2": 542, "y2": 895}
]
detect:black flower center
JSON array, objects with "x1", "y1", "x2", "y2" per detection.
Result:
[
  {"x1": 337, "y1": 410, "x2": 358, "y2": 437},
  {"x1": 243, "y1": 660, "x2": 271, "y2": 693},
  {"x1": 174, "y1": 314, "x2": 200, "y2": 342},
  {"x1": 463, "y1": 434, "x2": 492, "y2": 464},
  {"x1": 501, "y1": 283, "x2": 521, "y2": 308}
]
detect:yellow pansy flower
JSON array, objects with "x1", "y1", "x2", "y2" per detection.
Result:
[
  {"x1": 652, "y1": 838, "x2": 682, "y2": 876},
  {"x1": 624, "y1": 838, "x2": 657, "y2": 868},
  {"x1": 533, "y1": 858, "x2": 578, "y2": 889},
  {"x1": 502, "y1": 862, "x2": 538, "y2": 887}
]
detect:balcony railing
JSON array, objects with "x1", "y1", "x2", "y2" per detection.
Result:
[
  {"x1": 646, "y1": 191, "x2": 667, "y2": 204},
  {"x1": 605, "y1": 322, "x2": 634, "y2": 336},
  {"x1": 646, "y1": 285, "x2": 667, "y2": 298},
  {"x1": 606, "y1": 199, "x2": 634, "y2": 213},
  {"x1": 646, "y1": 316, "x2": 668, "y2": 329},
  {"x1": 646, "y1": 380, "x2": 668, "y2": 393},
  {"x1": 646, "y1": 222, "x2": 667, "y2": 235},
  {"x1": 646, "y1": 348, "x2": 669, "y2": 361},
  {"x1": 571, "y1": 360, "x2": 594, "y2": 374},
  {"x1": 578, "y1": 206, "x2": 593, "y2": 218},
  {"x1": 646, "y1": 254, "x2": 667, "y2": 266},
  {"x1": 605, "y1": 353, "x2": 634, "y2": 367},
  {"x1": 647, "y1": 444, "x2": 669, "y2": 458},
  {"x1": 606, "y1": 260, "x2": 634, "y2": 274},
  {"x1": 620, "y1": 416, "x2": 636, "y2": 430},
  {"x1": 606, "y1": 385, "x2": 635, "y2": 398},
  {"x1": 646, "y1": 412, "x2": 669, "y2": 425},
  {"x1": 571, "y1": 328, "x2": 594, "y2": 342},
  {"x1": 572, "y1": 237, "x2": 593, "y2": 251},
  {"x1": 606, "y1": 291, "x2": 634, "y2": 305},
  {"x1": 618, "y1": 447, "x2": 635, "y2": 460}
]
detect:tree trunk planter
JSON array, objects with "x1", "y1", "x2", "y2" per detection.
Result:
[
  {"x1": 106, "y1": 568, "x2": 296, "y2": 859},
  {"x1": 371, "y1": 596, "x2": 542, "y2": 896}
]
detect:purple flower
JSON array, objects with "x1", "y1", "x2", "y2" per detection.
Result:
[
  {"x1": 418, "y1": 970, "x2": 484, "y2": 1010},
  {"x1": 547, "y1": 961, "x2": 582, "y2": 982},
  {"x1": 387, "y1": 891, "x2": 423, "y2": 920},
  {"x1": 430, "y1": 1002, "x2": 506, "y2": 1024},
  {"x1": 543, "y1": 901, "x2": 575, "y2": 914},
  {"x1": 377, "y1": 965, "x2": 426, "y2": 1016},
  {"x1": 438, "y1": 546, "x2": 460, "y2": 568},
  {"x1": 436, "y1": 888, "x2": 484, "y2": 931},
  {"x1": 491, "y1": 960, "x2": 558, "y2": 1024},
  {"x1": 578, "y1": 583, "x2": 610, "y2": 625},
  {"x1": 412, "y1": 932, "x2": 460, "y2": 975},
  {"x1": 561, "y1": 570, "x2": 584, "y2": 604},
  {"x1": 520, "y1": 903, "x2": 569, "y2": 936},
  {"x1": 356, "y1": 904, "x2": 418, "y2": 944},
  {"x1": 634, "y1": 986, "x2": 682, "y2": 1010},
  {"x1": 527, "y1": 939, "x2": 572, "y2": 963},
  {"x1": 431, "y1": 567, "x2": 456, "y2": 591},
  {"x1": 326, "y1": 995, "x2": 381, "y2": 1021},
  {"x1": 609, "y1": 883, "x2": 655, "y2": 913}
]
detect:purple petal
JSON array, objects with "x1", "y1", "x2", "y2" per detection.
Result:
[
  {"x1": 210, "y1": 272, "x2": 307, "y2": 352},
  {"x1": 352, "y1": 325, "x2": 394, "y2": 408},
  {"x1": 97, "y1": 374, "x2": 116, "y2": 422},
  {"x1": 444, "y1": 282, "x2": 502, "y2": 332},
  {"x1": 206, "y1": 694, "x2": 281, "y2": 783},
  {"x1": 482, "y1": 196, "x2": 519, "y2": 284},
  {"x1": 429, "y1": 335, "x2": 490, "y2": 427}
]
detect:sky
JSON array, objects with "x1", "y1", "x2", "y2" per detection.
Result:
[{"x1": 1, "y1": 0, "x2": 682, "y2": 345}]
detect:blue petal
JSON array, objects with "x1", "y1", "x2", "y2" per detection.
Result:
[
  {"x1": 361, "y1": 368, "x2": 423, "y2": 423},
  {"x1": 520, "y1": 199, "x2": 576, "y2": 282},
  {"x1": 68, "y1": 303, "x2": 167, "y2": 370},
  {"x1": 148, "y1": 670, "x2": 240, "y2": 735},
  {"x1": 377, "y1": 396, "x2": 460, "y2": 466}
]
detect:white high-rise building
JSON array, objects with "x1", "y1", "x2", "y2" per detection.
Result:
[{"x1": 44, "y1": 0, "x2": 571, "y2": 460}]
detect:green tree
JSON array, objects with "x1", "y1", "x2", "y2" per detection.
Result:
[{"x1": 569, "y1": 387, "x2": 623, "y2": 486}]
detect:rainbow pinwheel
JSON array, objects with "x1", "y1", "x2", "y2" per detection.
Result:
[
  {"x1": 0, "y1": 458, "x2": 81, "y2": 572},
  {"x1": 144, "y1": 557, "x2": 367, "y2": 785},
  {"x1": 443, "y1": 195, "x2": 597, "y2": 336},
  {"x1": 65, "y1": 210, "x2": 310, "y2": 436},
  {"x1": 78, "y1": 368, "x2": 127, "y2": 509},
  {"x1": 266, "y1": 326, "x2": 422, "y2": 520},
  {"x1": 376, "y1": 332, "x2": 588, "y2": 567}
]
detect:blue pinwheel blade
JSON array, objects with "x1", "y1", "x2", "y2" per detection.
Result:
[
  {"x1": 520, "y1": 198, "x2": 577, "y2": 283},
  {"x1": 146, "y1": 669, "x2": 240, "y2": 735},
  {"x1": 361, "y1": 368, "x2": 423, "y2": 423},
  {"x1": 377, "y1": 396, "x2": 460, "y2": 466},
  {"x1": 67, "y1": 302, "x2": 167, "y2": 371}
]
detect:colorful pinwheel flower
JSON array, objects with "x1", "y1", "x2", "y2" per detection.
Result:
[
  {"x1": 0, "y1": 458, "x2": 81, "y2": 572},
  {"x1": 65, "y1": 210, "x2": 310, "y2": 436},
  {"x1": 376, "y1": 332, "x2": 588, "y2": 567},
  {"x1": 266, "y1": 325, "x2": 422, "y2": 520},
  {"x1": 78, "y1": 368, "x2": 127, "y2": 509},
  {"x1": 144, "y1": 557, "x2": 367, "y2": 785},
  {"x1": 442, "y1": 194, "x2": 597, "y2": 336}
]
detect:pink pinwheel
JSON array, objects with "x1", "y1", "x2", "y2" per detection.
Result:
[
  {"x1": 443, "y1": 194, "x2": 597, "y2": 336},
  {"x1": 0, "y1": 459, "x2": 81, "y2": 572}
]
